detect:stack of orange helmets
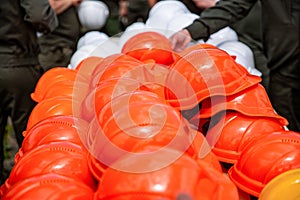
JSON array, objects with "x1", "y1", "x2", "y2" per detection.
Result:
[
  {"x1": 1, "y1": 31, "x2": 299, "y2": 199},
  {"x1": 164, "y1": 42, "x2": 300, "y2": 198}
]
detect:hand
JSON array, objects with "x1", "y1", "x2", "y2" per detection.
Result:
[
  {"x1": 169, "y1": 29, "x2": 192, "y2": 52},
  {"x1": 119, "y1": 0, "x2": 128, "y2": 17},
  {"x1": 49, "y1": 0, "x2": 82, "y2": 15},
  {"x1": 192, "y1": 0, "x2": 217, "y2": 9}
]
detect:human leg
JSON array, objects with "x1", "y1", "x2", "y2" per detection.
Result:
[
  {"x1": 4, "y1": 65, "x2": 43, "y2": 147},
  {"x1": 269, "y1": 72, "x2": 300, "y2": 132}
]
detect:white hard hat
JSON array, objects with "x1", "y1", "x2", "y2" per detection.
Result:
[
  {"x1": 70, "y1": 45, "x2": 98, "y2": 69},
  {"x1": 119, "y1": 22, "x2": 147, "y2": 48},
  {"x1": 167, "y1": 13, "x2": 199, "y2": 33},
  {"x1": 119, "y1": 22, "x2": 164, "y2": 48},
  {"x1": 218, "y1": 41, "x2": 262, "y2": 76},
  {"x1": 77, "y1": 31, "x2": 109, "y2": 49},
  {"x1": 146, "y1": 0, "x2": 189, "y2": 31},
  {"x1": 89, "y1": 38, "x2": 120, "y2": 58},
  {"x1": 148, "y1": 0, "x2": 189, "y2": 18},
  {"x1": 205, "y1": 26, "x2": 238, "y2": 47},
  {"x1": 78, "y1": 0, "x2": 109, "y2": 31}
]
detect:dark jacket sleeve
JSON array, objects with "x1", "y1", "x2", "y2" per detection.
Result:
[
  {"x1": 21, "y1": 0, "x2": 58, "y2": 34},
  {"x1": 186, "y1": 0, "x2": 258, "y2": 41}
]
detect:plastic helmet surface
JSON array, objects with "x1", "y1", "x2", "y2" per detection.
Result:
[
  {"x1": 7, "y1": 142, "x2": 96, "y2": 189},
  {"x1": 259, "y1": 168, "x2": 300, "y2": 200},
  {"x1": 35, "y1": 83, "x2": 75, "y2": 103},
  {"x1": 94, "y1": 147, "x2": 239, "y2": 200},
  {"x1": 88, "y1": 114, "x2": 221, "y2": 173},
  {"x1": 100, "y1": 101, "x2": 183, "y2": 139},
  {"x1": 167, "y1": 13, "x2": 200, "y2": 33},
  {"x1": 121, "y1": 31, "x2": 175, "y2": 65},
  {"x1": 94, "y1": 53, "x2": 144, "y2": 82},
  {"x1": 228, "y1": 131, "x2": 300, "y2": 197},
  {"x1": 206, "y1": 26, "x2": 238, "y2": 47},
  {"x1": 146, "y1": 0, "x2": 189, "y2": 31},
  {"x1": 89, "y1": 103, "x2": 193, "y2": 168},
  {"x1": 31, "y1": 67, "x2": 78, "y2": 102},
  {"x1": 2, "y1": 173, "x2": 94, "y2": 200},
  {"x1": 78, "y1": 0, "x2": 109, "y2": 31},
  {"x1": 80, "y1": 77, "x2": 148, "y2": 121},
  {"x1": 70, "y1": 45, "x2": 98, "y2": 69},
  {"x1": 90, "y1": 53, "x2": 127, "y2": 82},
  {"x1": 197, "y1": 84, "x2": 288, "y2": 125},
  {"x1": 89, "y1": 53, "x2": 143, "y2": 86},
  {"x1": 219, "y1": 40, "x2": 262, "y2": 76},
  {"x1": 119, "y1": 22, "x2": 170, "y2": 46},
  {"x1": 197, "y1": 111, "x2": 286, "y2": 164},
  {"x1": 164, "y1": 44, "x2": 261, "y2": 110},
  {"x1": 20, "y1": 115, "x2": 88, "y2": 156},
  {"x1": 26, "y1": 97, "x2": 74, "y2": 131},
  {"x1": 119, "y1": 22, "x2": 147, "y2": 48},
  {"x1": 98, "y1": 90, "x2": 165, "y2": 126},
  {"x1": 88, "y1": 133, "x2": 222, "y2": 183},
  {"x1": 75, "y1": 56, "x2": 103, "y2": 78},
  {"x1": 89, "y1": 38, "x2": 120, "y2": 58},
  {"x1": 77, "y1": 31, "x2": 109, "y2": 49}
]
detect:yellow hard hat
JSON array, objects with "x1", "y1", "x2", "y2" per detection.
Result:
[{"x1": 259, "y1": 168, "x2": 300, "y2": 200}]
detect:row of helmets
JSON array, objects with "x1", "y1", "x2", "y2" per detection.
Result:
[
  {"x1": 70, "y1": 0, "x2": 262, "y2": 76},
  {"x1": 1, "y1": 30, "x2": 300, "y2": 200}
]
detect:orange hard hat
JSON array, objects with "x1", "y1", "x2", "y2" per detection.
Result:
[
  {"x1": 7, "y1": 142, "x2": 96, "y2": 189},
  {"x1": 94, "y1": 54, "x2": 145, "y2": 83},
  {"x1": 88, "y1": 115, "x2": 222, "y2": 179},
  {"x1": 228, "y1": 131, "x2": 300, "y2": 197},
  {"x1": 90, "y1": 55, "x2": 171, "y2": 96},
  {"x1": 100, "y1": 101, "x2": 183, "y2": 140},
  {"x1": 26, "y1": 97, "x2": 74, "y2": 131},
  {"x1": 121, "y1": 31, "x2": 175, "y2": 65},
  {"x1": 34, "y1": 82, "x2": 76, "y2": 103},
  {"x1": 94, "y1": 147, "x2": 239, "y2": 200},
  {"x1": 31, "y1": 67, "x2": 79, "y2": 102},
  {"x1": 20, "y1": 115, "x2": 89, "y2": 157},
  {"x1": 84, "y1": 90, "x2": 165, "y2": 148},
  {"x1": 80, "y1": 77, "x2": 150, "y2": 121},
  {"x1": 194, "y1": 111, "x2": 286, "y2": 164},
  {"x1": 90, "y1": 53, "x2": 124, "y2": 79},
  {"x1": 90, "y1": 53, "x2": 142, "y2": 87},
  {"x1": 97, "y1": 90, "x2": 166, "y2": 127},
  {"x1": 89, "y1": 112, "x2": 190, "y2": 170},
  {"x1": 75, "y1": 56, "x2": 103, "y2": 75},
  {"x1": 2, "y1": 173, "x2": 94, "y2": 200},
  {"x1": 198, "y1": 84, "x2": 288, "y2": 125},
  {"x1": 164, "y1": 45, "x2": 261, "y2": 110}
]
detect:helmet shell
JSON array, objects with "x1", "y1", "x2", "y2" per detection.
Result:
[
  {"x1": 94, "y1": 147, "x2": 238, "y2": 200},
  {"x1": 228, "y1": 131, "x2": 300, "y2": 197},
  {"x1": 2, "y1": 174, "x2": 94, "y2": 200},
  {"x1": 259, "y1": 168, "x2": 300, "y2": 200},
  {"x1": 165, "y1": 45, "x2": 261, "y2": 110},
  {"x1": 78, "y1": 0, "x2": 109, "y2": 31}
]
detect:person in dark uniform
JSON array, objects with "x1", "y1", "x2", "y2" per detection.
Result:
[
  {"x1": 38, "y1": 0, "x2": 82, "y2": 71},
  {"x1": 230, "y1": 1, "x2": 268, "y2": 92},
  {"x1": 170, "y1": 0, "x2": 300, "y2": 132},
  {"x1": 0, "y1": 0, "x2": 58, "y2": 183}
]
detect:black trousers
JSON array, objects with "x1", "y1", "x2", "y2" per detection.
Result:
[
  {"x1": 269, "y1": 71, "x2": 300, "y2": 132},
  {"x1": 0, "y1": 64, "x2": 43, "y2": 183}
]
